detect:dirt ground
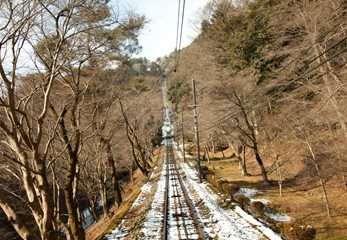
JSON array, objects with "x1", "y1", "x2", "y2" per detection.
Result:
[
  {"x1": 86, "y1": 143, "x2": 347, "y2": 240},
  {"x1": 189, "y1": 146, "x2": 347, "y2": 240}
]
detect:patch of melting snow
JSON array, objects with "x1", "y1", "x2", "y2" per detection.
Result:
[
  {"x1": 105, "y1": 163, "x2": 159, "y2": 240},
  {"x1": 265, "y1": 211, "x2": 292, "y2": 222},
  {"x1": 235, "y1": 188, "x2": 292, "y2": 222},
  {"x1": 139, "y1": 161, "x2": 167, "y2": 239},
  {"x1": 179, "y1": 161, "x2": 282, "y2": 240},
  {"x1": 234, "y1": 188, "x2": 261, "y2": 198},
  {"x1": 235, "y1": 188, "x2": 271, "y2": 204},
  {"x1": 131, "y1": 182, "x2": 153, "y2": 208},
  {"x1": 175, "y1": 145, "x2": 281, "y2": 240}
]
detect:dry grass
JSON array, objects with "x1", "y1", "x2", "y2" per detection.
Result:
[{"x1": 191, "y1": 146, "x2": 347, "y2": 240}]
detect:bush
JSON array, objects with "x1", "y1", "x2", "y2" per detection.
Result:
[
  {"x1": 250, "y1": 201, "x2": 265, "y2": 216},
  {"x1": 222, "y1": 183, "x2": 239, "y2": 197},
  {"x1": 200, "y1": 164, "x2": 209, "y2": 171},
  {"x1": 184, "y1": 146, "x2": 191, "y2": 154},
  {"x1": 283, "y1": 221, "x2": 316, "y2": 240},
  {"x1": 204, "y1": 173, "x2": 214, "y2": 182},
  {"x1": 235, "y1": 194, "x2": 250, "y2": 210},
  {"x1": 214, "y1": 177, "x2": 228, "y2": 191}
]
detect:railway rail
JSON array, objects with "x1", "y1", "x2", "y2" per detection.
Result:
[{"x1": 163, "y1": 141, "x2": 206, "y2": 240}]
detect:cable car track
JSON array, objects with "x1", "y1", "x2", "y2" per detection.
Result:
[{"x1": 163, "y1": 142, "x2": 206, "y2": 240}]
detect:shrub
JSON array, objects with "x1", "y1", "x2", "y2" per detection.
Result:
[
  {"x1": 184, "y1": 146, "x2": 191, "y2": 154},
  {"x1": 283, "y1": 221, "x2": 316, "y2": 240},
  {"x1": 200, "y1": 164, "x2": 209, "y2": 171},
  {"x1": 214, "y1": 178, "x2": 228, "y2": 191},
  {"x1": 222, "y1": 183, "x2": 239, "y2": 197},
  {"x1": 235, "y1": 194, "x2": 250, "y2": 210},
  {"x1": 250, "y1": 201, "x2": 265, "y2": 216}
]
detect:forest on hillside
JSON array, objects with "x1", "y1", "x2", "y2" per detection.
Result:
[
  {"x1": 2, "y1": 0, "x2": 347, "y2": 239},
  {"x1": 164, "y1": 0, "x2": 347, "y2": 238},
  {"x1": 0, "y1": 1, "x2": 164, "y2": 239}
]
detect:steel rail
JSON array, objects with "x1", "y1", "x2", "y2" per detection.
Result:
[
  {"x1": 163, "y1": 145, "x2": 170, "y2": 240},
  {"x1": 171, "y1": 146, "x2": 206, "y2": 240},
  {"x1": 163, "y1": 142, "x2": 206, "y2": 240}
]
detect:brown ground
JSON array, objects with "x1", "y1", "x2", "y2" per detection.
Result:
[
  {"x1": 86, "y1": 143, "x2": 347, "y2": 240},
  {"x1": 188, "y1": 146, "x2": 347, "y2": 240}
]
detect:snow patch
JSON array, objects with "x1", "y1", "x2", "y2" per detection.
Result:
[
  {"x1": 265, "y1": 211, "x2": 292, "y2": 222},
  {"x1": 179, "y1": 160, "x2": 282, "y2": 240}
]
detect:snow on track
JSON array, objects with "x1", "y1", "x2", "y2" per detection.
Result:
[
  {"x1": 138, "y1": 155, "x2": 167, "y2": 239},
  {"x1": 176, "y1": 145, "x2": 282, "y2": 240}
]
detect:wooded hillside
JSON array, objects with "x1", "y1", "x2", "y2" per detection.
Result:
[
  {"x1": 164, "y1": 0, "x2": 347, "y2": 238},
  {"x1": 0, "y1": 1, "x2": 163, "y2": 239}
]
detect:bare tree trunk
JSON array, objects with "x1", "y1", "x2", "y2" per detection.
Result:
[
  {"x1": 0, "y1": 188, "x2": 40, "y2": 240},
  {"x1": 314, "y1": 45, "x2": 347, "y2": 141},
  {"x1": 205, "y1": 146, "x2": 210, "y2": 164},
  {"x1": 252, "y1": 110, "x2": 259, "y2": 136},
  {"x1": 92, "y1": 93, "x2": 122, "y2": 208},
  {"x1": 238, "y1": 107, "x2": 269, "y2": 185},
  {"x1": 64, "y1": 155, "x2": 85, "y2": 240},
  {"x1": 90, "y1": 197, "x2": 100, "y2": 221},
  {"x1": 327, "y1": 123, "x2": 347, "y2": 190},
  {"x1": 120, "y1": 101, "x2": 149, "y2": 176},
  {"x1": 105, "y1": 145, "x2": 122, "y2": 208},
  {"x1": 254, "y1": 146, "x2": 270, "y2": 185},
  {"x1": 212, "y1": 140, "x2": 216, "y2": 154},
  {"x1": 130, "y1": 165, "x2": 134, "y2": 182},
  {"x1": 229, "y1": 142, "x2": 247, "y2": 177},
  {"x1": 74, "y1": 167, "x2": 84, "y2": 231},
  {"x1": 265, "y1": 128, "x2": 283, "y2": 196},
  {"x1": 49, "y1": 98, "x2": 85, "y2": 240},
  {"x1": 242, "y1": 145, "x2": 247, "y2": 176},
  {"x1": 307, "y1": 141, "x2": 331, "y2": 217},
  {"x1": 99, "y1": 180, "x2": 109, "y2": 217}
]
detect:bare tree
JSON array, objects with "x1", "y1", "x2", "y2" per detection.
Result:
[
  {"x1": 290, "y1": 117, "x2": 331, "y2": 217},
  {"x1": 0, "y1": 0, "x2": 147, "y2": 239}
]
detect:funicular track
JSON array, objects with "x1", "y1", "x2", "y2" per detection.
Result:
[{"x1": 163, "y1": 142, "x2": 206, "y2": 240}]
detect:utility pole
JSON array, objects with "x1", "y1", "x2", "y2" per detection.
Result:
[
  {"x1": 191, "y1": 79, "x2": 202, "y2": 183},
  {"x1": 181, "y1": 112, "x2": 186, "y2": 163}
]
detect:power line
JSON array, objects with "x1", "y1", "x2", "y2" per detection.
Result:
[
  {"x1": 205, "y1": 15, "x2": 347, "y2": 127},
  {"x1": 172, "y1": 1, "x2": 347, "y2": 135},
  {"x1": 200, "y1": 48, "x2": 347, "y2": 133},
  {"x1": 174, "y1": 0, "x2": 186, "y2": 72},
  {"x1": 174, "y1": 0, "x2": 181, "y2": 72}
]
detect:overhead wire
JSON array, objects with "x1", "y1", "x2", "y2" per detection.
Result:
[
  {"x1": 200, "y1": 8, "x2": 347, "y2": 129},
  {"x1": 170, "y1": 1, "x2": 347, "y2": 135},
  {"x1": 176, "y1": 0, "x2": 186, "y2": 70},
  {"x1": 210, "y1": 31, "x2": 347, "y2": 127},
  {"x1": 199, "y1": 42, "x2": 347, "y2": 133},
  {"x1": 174, "y1": 0, "x2": 181, "y2": 72},
  {"x1": 174, "y1": 0, "x2": 186, "y2": 73}
]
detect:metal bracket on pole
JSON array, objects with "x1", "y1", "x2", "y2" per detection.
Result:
[
  {"x1": 174, "y1": 122, "x2": 195, "y2": 125},
  {"x1": 187, "y1": 104, "x2": 201, "y2": 108},
  {"x1": 188, "y1": 81, "x2": 205, "y2": 84}
]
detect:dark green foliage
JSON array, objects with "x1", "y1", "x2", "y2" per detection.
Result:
[
  {"x1": 201, "y1": 165, "x2": 209, "y2": 171},
  {"x1": 167, "y1": 78, "x2": 190, "y2": 106},
  {"x1": 151, "y1": 121, "x2": 163, "y2": 146},
  {"x1": 131, "y1": 77, "x2": 150, "y2": 92}
]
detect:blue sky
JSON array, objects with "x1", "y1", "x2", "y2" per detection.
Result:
[{"x1": 117, "y1": 0, "x2": 210, "y2": 61}]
